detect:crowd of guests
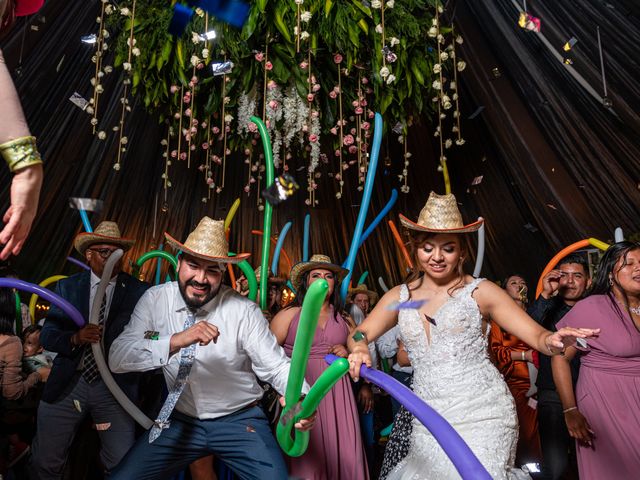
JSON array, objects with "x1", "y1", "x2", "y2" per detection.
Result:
[{"x1": 0, "y1": 205, "x2": 637, "y2": 479}]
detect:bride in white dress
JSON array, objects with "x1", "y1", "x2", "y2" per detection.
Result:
[{"x1": 347, "y1": 192, "x2": 598, "y2": 479}]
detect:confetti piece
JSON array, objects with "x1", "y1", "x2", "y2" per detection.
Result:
[
  {"x1": 576, "y1": 337, "x2": 588, "y2": 349},
  {"x1": 73, "y1": 400, "x2": 82, "y2": 413},
  {"x1": 471, "y1": 175, "x2": 484, "y2": 186},
  {"x1": 69, "y1": 92, "x2": 89, "y2": 111},
  {"x1": 95, "y1": 423, "x2": 111, "y2": 431},
  {"x1": 563, "y1": 37, "x2": 578, "y2": 51},
  {"x1": 518, "y1": 12, "x2": 541, "y2": 32},
  {"x1": 546, "y1": 204, "x2": 557, "y2": 210},
  {"x1": 211, "y1": 60, "x2": 234, "y2": 76},
  {"x1": 262, "y1": 173, "x2": 300, "y2": 206},
  {"x1": 386, "y1": 299, "x2": 427, "y2": 311},
  {"x1": 424, "y1": 314, "x2": 437, "y2": 326},
  {"x1": 523, "y1": 223, "x2": 539, "y2": 233},
  {"x1": 563, "y1": 58, "x2": 574, "y2": 65}
]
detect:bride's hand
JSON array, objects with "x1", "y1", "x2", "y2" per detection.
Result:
[
  {"x1": 546, "y1": 327, "x2": 600, "y2": 353},
  {"x1": 347, "y1": 349, "x2": 371, "y2": 382}
]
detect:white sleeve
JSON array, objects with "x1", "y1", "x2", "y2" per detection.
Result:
[
  {"x1": 241, "y1": 303, "x2": 310, "y2": 396},
  {"x1": 109, "y1": 289, "x2": 172, "y2": 372},
  {"x1": 375, "y1": 325, "x2": 399, "y2": 358}
]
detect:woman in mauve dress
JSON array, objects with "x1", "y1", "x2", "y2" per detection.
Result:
[
  {"x1": 553, "y1": 241, "x2": 640, "y2": 480},
  {"x1": 270, "y1": 255, "x2": 369, "y2": 480}
]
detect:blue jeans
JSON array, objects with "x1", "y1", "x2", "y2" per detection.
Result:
[{"x1": 111, "y1": 406, "x2": 287, "y2": 480}]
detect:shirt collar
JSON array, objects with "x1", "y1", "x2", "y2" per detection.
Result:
[{"x1": 90, "y1": 271, "x2": 117, "y2": 289}]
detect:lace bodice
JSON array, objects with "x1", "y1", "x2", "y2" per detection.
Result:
[{"x1": 389, "y1": 279, "x2": 529, "y2": 480}]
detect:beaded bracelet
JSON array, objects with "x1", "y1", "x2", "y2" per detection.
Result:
[
  {"x1": 0, "y1": 136, "x2": 43, "y2": 173},
  {"x1": 563, "y1": 406, "x2": 577, "y2": 414}
]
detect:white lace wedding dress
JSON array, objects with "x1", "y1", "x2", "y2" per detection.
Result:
[{"x1": 387, "y1": 279, "x2": 530, "y2": 479}]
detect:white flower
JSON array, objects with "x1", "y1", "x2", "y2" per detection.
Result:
[
  {"x1": 127, "y1": 38, "x2": 137, "y2": 47},
  {"x1": 433, "y1": 63, "x2": 441, "y2": 73},
  {"x1": 86, "y1": 106, "x2": 94, "y2": 115},
  {"x1": 90, "y1": 117, "x2": 98, "y2": 125},
  {"x1": 122, "y1": 62, "x2": 131, "y2": 71},
  {"x1": 96, "y1": 84, "x2": 104, "y2": 93},
  {"x1": 432, "y1": 18, "x2": 439, "y2": 26},
  {"x1": 97, "y1": 131, "x2": 106, "y2": 140},
  {"x1": 195, "y1": 8, "x2": 205, "y2": 17},
  {"x1": 457, "y1": 60, "x2": 467, "y2": 71},
  {"x1": 386, "y1": 74, "x2": 396, "y2": 84},
  {"x1": 132, "y1": 47, "x2": 140, "y2": 56},
  {"x1": 104, "y1": 65, "x2": 113, "y2": 73},
  {"x1": 120, "y1": 137, "x2": 128, "y2": 145},
  {"x1": 455, "y1": 138, "x2": 466, "y2": 146},
  {"x1": 120, "y1": 7, "x2": 130, "y2": 16},
  {"x1": 224, "y1": 114, "x2": 234, "y2": 123},
  {"x1": 294, "y1": 26, "x2": 299, "y2": 35},
  {"x1": 102, "y1": 43, "x2": 108, "y2": 51},
  {"x1": 375, "y1": 24, "x2": 383, "y2": 34},
  {"x1": 397, "y1": 135, "x2": 403, "y2": 143},
  {"x1": 390, "y1": 37, "x2": 400, "y2": 46},
  {"x1": 452, "y1": 93, "x2": 458, "y2": 100},
  {"x1": 428, "y1": 27, "x2": 437, "y2": 37},
  {"x1": 300, "y1": 31, "x2": 310, "y2": 40},
  {"x1": 445, "y1": 139, "x2": 452, "y2": 148},
  {"x1": 294, "y1": 0, "x2": 304, "y2": 4},
  {"x1": 301, "y1": 11, "x2": 312, "y2": 22},
  {"x1": 192, "y1": 32, "x2": 202, "y2": 44},
  {"x1": 437, "y1": 34, "x2": 445, "y2": 44},
  {"x1": 450, "y1": 81, "x2": 457, "y2": 90},
  {"x1": 202, "y1": 48, "x2": 209, "y2": 58},
  {"x1": 96, "y1": 17, "x2": 102, "y2": 23},
  {"x1": 190, "y1": 55, "x2": 201, "y2": 67},
  {"x1": 456, "y1": 35, "x2": 464, "y2": 44},
  {"x1": 105, "y1": 5, "x2": 113, "y2": 14},
  {"x1": 97, "y1": 71, "x2": 104, "y2": 78},
  {"x1": 386, "y1": 0, "x2": 395, "y2": 8},
  {"x1": 432, "y1": 80, "x2": 441, "y2": 90},
  {"x1": 113, "y1": 163, "x2": 121, "y2": 171},
  {"x1": 102, "y1": 30, "x2": 109, "y2": 39},
  {"x1": 371, "y1": 0, "x2": 381, "y2": 8},
  {"x1": 440, "y1": 51, "x2": 449, "y2": 61},
  {"x1": 380, "y1": 66, "x2": 390, "y2": 78}
]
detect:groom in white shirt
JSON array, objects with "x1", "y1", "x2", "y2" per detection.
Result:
[{"x1": 109, "y1": 217, "x2": 313, "y2": 480}]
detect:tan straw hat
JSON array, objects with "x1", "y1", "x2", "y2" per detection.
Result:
[
  {"x1": 74, "y1": 221, "x2": 135, "y2": 256},
  {"x1": 165, "y1": 217, "x2": 250, "y2": 264},
  {"x1": 289, "y1": 254, "x2": 349, "y2": 291},
  {"x1": 254, "y1": 265, "x2": 286, "y2": 285},
  {"x1": 399, "y1": 191, "x2": 483, "y2": 234},
  {"x1": 346, "y1": 284, "x2": 379, "y2": 305}
]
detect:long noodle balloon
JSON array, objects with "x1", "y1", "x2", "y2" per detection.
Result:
[
  {"x1": 388, "y1": 220, "x2": 413, "y2": 269},
  {"x1": 250, "y1": 116, "x2": 275, "y2": 311},
  {"x1": 340, "y1": 113, "x2": 383, "y2": 301},
  {"x1": 303, "y1": 214, "x2": 311, "y2": 262},
  {"x1": 326, "y1": 354, "x2": 491, "y2": 479},
  {"x1": 357, "y1": 189, "x2": 398, "y2": 248},
  {"x1": 224, "y1": 198, "x2": 241, "y2": 231},
  {"x1": 272, "y1": 221, "x2": 293, "y2": 277},
  {"x1": 29, "y1": 275, "x2": 68, "y2": 322},
  {"x1": 472, "y1": 218, "x2": 485, "y2": 278}
]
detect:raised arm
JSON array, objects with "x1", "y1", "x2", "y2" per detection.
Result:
[{"x1": 475, "y1": 280, "x2": 597, "y2": 355}]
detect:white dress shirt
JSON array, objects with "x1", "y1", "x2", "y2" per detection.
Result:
[
  {"x1": 109, "y1": 283, "x2": 308, "y2": 420},
  {"x1": 375, "y1": 325, "x2": 413, "y2": 374},
  {"x1": 90, "y1": 271, "x2": 116, "y2": 318}
]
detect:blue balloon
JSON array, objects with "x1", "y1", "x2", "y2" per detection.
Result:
[
  {"x1": 325, "y1": 354, "x2": 491, "y2": 479},
  {"x1": 271, "y1": 221, "x2": 293, "y2": 276},
  {"x1": 358, "y1": 188, "x2": 398, "y2": 249},
  {"x1": 340, "y1": 113, "x2": 383, "y2": 301},
  {"x1": 79, "y1": 210, "x2": 93, "y2": 233},
  {"x1": 303, "y1": 214, "x2": 311, "y2": 262}
]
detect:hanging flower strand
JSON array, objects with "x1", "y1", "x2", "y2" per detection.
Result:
[
  {"x1": 450, "y1": 25, "x2": 466, "y2": 146},
  {"x1": 432, "y1": 2, "x2": 451, "y2": 193},
  {"x1": 90, "y1": 1, "x2": 108, "y2": 135},
  {"x1": 113, "y1": 0, "x2": 137, "y2": 171},
  {"x1": 335, "y1": 53, "x2": 344, "y2": 199}
]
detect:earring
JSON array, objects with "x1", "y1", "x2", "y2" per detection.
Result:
[{"x1": 609, "y1": 276, "x2": 613, "y2": 286}]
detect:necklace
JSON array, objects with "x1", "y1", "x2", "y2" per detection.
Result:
[{"x1": 615, "y1": 298, "x2": 640, "y2": 315}]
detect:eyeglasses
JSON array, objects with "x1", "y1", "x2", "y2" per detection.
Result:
[{"x1": 88, "y1": 248, "x2": 119, "y2": 259}]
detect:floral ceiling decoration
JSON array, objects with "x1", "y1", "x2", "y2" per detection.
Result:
[{"x1": 85, "y1": 0, "x2": 467, "y2": 204}]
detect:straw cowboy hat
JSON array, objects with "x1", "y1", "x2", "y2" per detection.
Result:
[
  {"x1": 74, "y1": 221, "x2": 135, "y2": 256},
  {"x1": 399, "y1": 191, "x2": 483, "y2": 234},
  {"x1": 254, "y1": 266, "x2": 287, "y2": 285},
  {"x1": 347, "y1": 284, "x2": 379, "y2": 305},
  {"x1": 165, "y1": 217, "x2": 250, "y2": 264},
  {"x1": 289, "y1": 254, "x2": 349, "y2": 292}
]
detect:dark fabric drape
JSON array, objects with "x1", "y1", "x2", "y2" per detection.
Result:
[{"x1": 0, "y1": 0, "x2": 638, "y2": 296}]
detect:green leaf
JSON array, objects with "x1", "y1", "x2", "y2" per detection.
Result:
[
  {"x1": 410, "y1": 55, "x2": 427, "y2": 86},
  {"x1": 379, "y1": 91, "x2": 393, "y2": 114},
  {"x1": 357, "y1": 19, "x2": 368, "y2": 34},
  {"x1": 257, "y1": 0, "x2": 268, "y2": 13},
  {"x1": 274, "y1": 5, "x2": 292, "y2": 44},
  {"x1": 176, "y1": 40, "x2": 185, "y2": 69},
  {"x1": 325, "y1": 0, "x2": 334, "y2": 17}
]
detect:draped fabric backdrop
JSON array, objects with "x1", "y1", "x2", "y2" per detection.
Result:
[{"x1": 0, "y1": 0, "x2": 638, "y2": 296}]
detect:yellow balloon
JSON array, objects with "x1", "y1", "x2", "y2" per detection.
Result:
[
  {"x1": 224, "y1": 198, "x2": 241, "y2": 231},
  {"x1": 29, "y1": 275, "x2": 68, "y2": 323},
  {"x1": 588, "y1": 238, "x2": 610, "y2": 251}
]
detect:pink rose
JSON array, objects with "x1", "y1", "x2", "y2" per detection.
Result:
[
  {"x1": 255, "y1": 52, "x2": 264, "y2": 62},
  {"x1": 184, "y1": 108, "x2": 191, "y2": 117},
  {"x1": 330, "y1": 127, "x2": 338, "y2": 135},
  {"x1": 202, "y1": 143, "x2": 209, "y2": 150},
  {"x1": 343, "y1": 134, "x2": 354, "y2": 146},
  {"x1": 283, "y1": 164, "x2": 289, "y2": 172},
  {"x1": 265, "y1": 61, "x2": 273, "y2": 71},
  {"x1": 333, "y1": 86, "x2": 341, "y2": 94},
  {"x1": 244, "y1": 185, "x2": 251, "y2": 193},
  {"x1": 174, "y1": 113, "x2": 181, "y2": 120},
  {"x1": 268, "y1": 100, "x2": 278, "y2": 110},
  {"x1": 206, "y1": 178, "x2": 214, "y2": 185},
  {"x1": 309, "y1": 134, "x2": 318, "y2": 143},
  {"x1": 329, "y1": 91, "x2": 337, "y2": 99},
  {"x1": 333, "y1": 53, "x2": 343, "y2": 64},
  {"x1": 192, "y1": 119, "x2": 199, "y2": 126},
  {"x1": 349, "y1": 145, "x2": 357, "y2": 154},
  {"x1": 311, "y1": 110, "x2": 319, "y2": 118},
  {"x1": 185, "y1": 134, "x2": 191, "y2": 141},
  {"x1": 183, "y1": 96, "x2": 191, "y2": 104},
  {"x1": 368, "y1": 111, "x2": 375, "y2": 118},
  {"x1": 244, "y1": 148, "x2": 251, "y2": 155},
  {"x1": 355, "y1": 107, "x2": 363, "y2": 115},
  {"x1": 335, "y1": 149, "x2": 341, "y2": 157},
  {"x1": 171, "y1": 150, "x2": 177, "y2": 158},
  {"x1": 361, "y1": 121, "x2": 370, "y2": 130},
  {"x1": 170, "y1": 85, "x2": 178, "y2": 93},
  {"x1": 198, "y1": 165, "x2": 205, "y2": 171},
  {"x1": 201, "y1": 121, "x2": 207, "y2": 129},
  {"x1": 190, "y1": 127, "x2": 197, "y2": 134},
  {"x1": 212, "y1": 126, "x2": 220, "y2": 134},
  {"x1": 361, "y1": 77, "x2": 369, "y2": 84},
  {"x1": 267, "y1": 80, "x2": 277, "y2": 90},
  {"x1": 213, "y1": 155, "x2": 221, "y2": 164},
  {"x1": 307, "y1": 93, "x2": 314, "y2": 102},
  {"x1": 248, "y1": 123, "x2": 258, "y2": 132},
  {"x1": 196, "y1": 62, "x2": 204, "y2": 70},
  {"x1": 302, "y1": 124, "x2": 309, "y2": 132},
  {"x1": 299, "y1": 61, "x2": 308, "y2": 69},
  {"x1": 191, "y1": 76, "x2": 198, "y2": 84},
  {"x1": 352, "y1": 100, "x2": 360, "y2": 108},
  {"x1": 350, "y1": 128, "x2": 356, "y2": 135},
  {"x1": 180, "y1": 152, "x2": 187, "y2": 160},
  {"x1": 312, "y1": 83, "x2": 321, "y2": 92},
  {"x1": 335, "y1": 173, "x2": 341, "y2": 181}
]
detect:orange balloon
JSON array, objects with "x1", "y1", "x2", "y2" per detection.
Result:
[
  {"x1": 535, "y1": 239, "x2": 590, "y2": 298},
  {"x1": 388, "y1": 220, "x2": 414, "y2": 269},
  {"x1": 251, "y1": 230, "x2": 293, "y2": 273}
]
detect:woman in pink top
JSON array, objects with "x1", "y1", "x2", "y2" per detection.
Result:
[
  {"x1": 271, "y1": 255, "x2": 369, "y2": 480},
  {"x1": 553, "y1": 241, "x2": 640, "y2": 480}
]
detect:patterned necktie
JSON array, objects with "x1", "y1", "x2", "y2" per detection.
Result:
[
  {"x1": 81, "y1": 294, "x2": 107, "y2": 384},
  {"x1": 149, "y1": 311, "x2": 197, "y2": 443}
]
